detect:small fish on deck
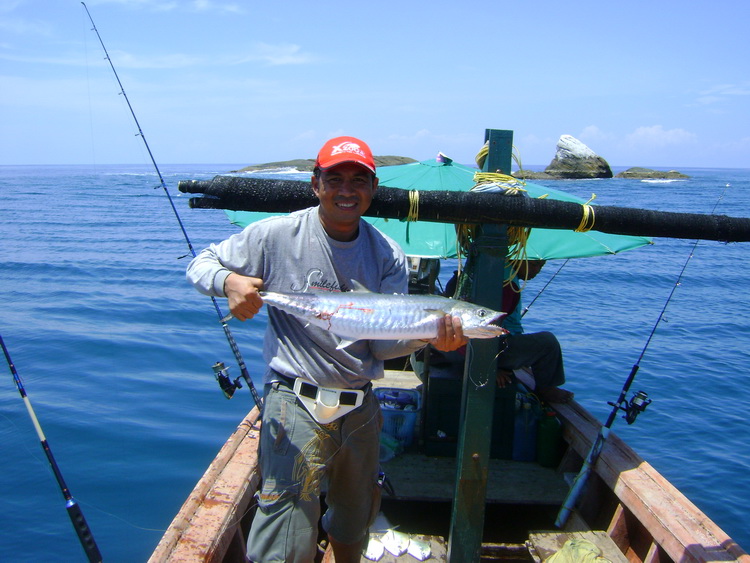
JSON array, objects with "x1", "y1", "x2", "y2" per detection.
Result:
[{"x1": 259, "y1": 282, "x2": 508, "y2": 346}]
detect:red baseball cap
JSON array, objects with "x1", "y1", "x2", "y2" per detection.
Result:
[{"x1": 315, "y1": 136, "x2": 376, "y2": 174}]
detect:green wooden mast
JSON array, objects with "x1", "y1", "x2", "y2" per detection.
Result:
[{"x1": 448, "y1": 129, "x2": 513, "y2": 561}]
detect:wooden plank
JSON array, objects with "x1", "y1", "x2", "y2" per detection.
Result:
[
  {"x1": 606, "y1": 503, "x2": 628, "y2": 552},
  {"x1": 379, "y1": 369, "x2": 422, "y2": 390},
  {"x1": 553, "y1": 401, "x2": 750, "y2": 562},
  {"x1": 381, "y1": 453, "x2": 568, "y2": 504},
  {"x1": 149, "y1": 408, "x2": 261, "y2": 563},
  {"x1": 528, "y1": 530, "x2": 629, "y2": 563},
  {"x1": 643, "y1": 541, "x2": 663, "y2": 563}
]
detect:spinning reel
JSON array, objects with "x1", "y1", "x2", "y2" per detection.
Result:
[
  {"x1": 609, "y1": 390, "x2": 652, "y2": 425},
  {"x1": 212, "y1": 361, "x2": 243, "y2": 399}
]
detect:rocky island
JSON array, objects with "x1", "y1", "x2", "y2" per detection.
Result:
[
  {"x1": 614, "y1": 167, "x2": 689, "y2": 179},
  {"x1": 513, "y1": 134, "x2": 687, "y2": 180},
  {"x1": 231, "y1": 155, "x2": 417, "y2": 173},
  {"x1": 514, "y1": 135, "x2": 613, "y2": 180},
  {"x1": 232, "y1": 137, "x2": 688, "y2": 181}
]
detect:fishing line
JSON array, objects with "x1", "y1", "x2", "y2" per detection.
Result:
[
  {"x1": 1, "y1": 334, "x2": 103, "y2": 563},
  {"x1": 556, "y1": 182, "x2": 731, "y2": 528},
  {"x1": 81, "y1": 2, "x2": 262, "y2": 411},
  {"x1": 520, "y1": 258, "x2": 569, "y2": 318}
]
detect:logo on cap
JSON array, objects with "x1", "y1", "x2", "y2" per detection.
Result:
[
  {"x1": 329, "y1": 141, "x2": 367, "y2": 159},
  {"x1": 316, "y1": 136, "x2": 376, "y2": 173}
]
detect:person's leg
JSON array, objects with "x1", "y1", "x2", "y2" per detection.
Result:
[
  {"x1": 497, "y1": 332, "x2": 573, "y2": 402},
  {"x1": 322, "y1": 391, "x2": 383, "y2": 561},
  {"x1": 246, "y1": 384, "x2": 328, "y2": 563},
  {"x1": 327, "y1": 535, "x2": 369, "y2": 563}
]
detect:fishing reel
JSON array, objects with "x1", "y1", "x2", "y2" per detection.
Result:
[
  {"x1": 609, "y1": 390, "x2": 652, "y2": 425},
  {"x1": 212, "y1": 361, "x2": 243, "y2": 399}
]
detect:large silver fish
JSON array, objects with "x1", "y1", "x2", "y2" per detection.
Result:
[{"x1": 260, "y1": 284, "x2": 507, "y2": 345}]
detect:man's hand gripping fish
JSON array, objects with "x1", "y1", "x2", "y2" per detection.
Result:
[{"x1": 257, "y1": 282, "x2": 508, "y2": 348}]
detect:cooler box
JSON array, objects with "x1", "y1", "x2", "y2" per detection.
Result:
[
  {"x1": 375, "y1": 387, "x2": 421, "y2": 450},
  {"x1": 423, "y1": 371, "x2": 515, "y2": 459}
]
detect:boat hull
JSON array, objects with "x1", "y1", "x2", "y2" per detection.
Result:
[{"x1": 150, "y1": 376, "x2": 748, "y2": 562}]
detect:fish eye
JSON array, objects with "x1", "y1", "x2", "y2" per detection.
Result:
[{"x1": 476, "y1": 309, "x2": 488, "y2": 318}]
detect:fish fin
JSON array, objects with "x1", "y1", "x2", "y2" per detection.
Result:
[
  {"x1": 336, "y1": 338, "x2": 358, "y2": 350},
  {"x1": 349, "y1": 280, "x2": 372, "y2": 292},
  {"x1": 425, "y1": 308, "x2": 448, "y2": 316}
]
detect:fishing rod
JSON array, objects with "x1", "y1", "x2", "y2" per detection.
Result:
[
  {"x1": 1, "y1": 334, "x2": 103, "y2": 562},
  {"x1": 555, "y1": 184, "x2": 730, "y2": 528},
  {"x1": 81, "y1": 2, "x2": 262, "y2": 410}
]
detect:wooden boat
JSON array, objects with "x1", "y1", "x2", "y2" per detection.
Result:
[
  {"x1": 153, "y1": 129, "x2": 750, "y2": 562},
  {"x1": 149, "y1": 362, "x2": 749, "y2": 562}
]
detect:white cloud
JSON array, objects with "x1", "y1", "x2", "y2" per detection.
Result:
[
  {"x1": 106, "y1": 50, "x2": 205, "y2": 69},
  {"x1": 232, "y1": 43, "x2": 316, "y2": 66},
  {"x1": 0, "y1": 50, "x2": 203, "y2": 69},
  {"x1": 578, "y1": 125, "x2": 615, "y2": 144},
  {"x1": 0, "y1": 42, "x2": 314, "y2": 69},
  {"x1": 86, "y1": 0, "x2": 178, "y2": 10},
  {"x1": 624, "y1": 125, "x2": 697, "y2": 148},
  {"x1": 190, "y1": 0, "x2": 243, "y2": 13},
  {"x1": 0, "y1": 0, "x2": 23, "y2": 13},
  {"x1": 0, "y1": 16, "x2": 52, "y2": 36},
  {"x1": 387, "y1": 129, "x2": 433, "y2": 142},
  {"x1": 693, "y1": 83, "x2": 750, "y2": 106},
  {"x1": 87, "y1": 0, "x2": 243, "y2": 13},
  {"x1": 292, "y1": 130, "x2": 317, "y2": 142}
]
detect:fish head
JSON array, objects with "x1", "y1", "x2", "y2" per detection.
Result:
[{"x1": 454, "y1": 303, "x2": 508, "y2": 339}]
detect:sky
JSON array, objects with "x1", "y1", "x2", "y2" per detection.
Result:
[{"x1": 1, "y1": 0, "x2": 748, "y2": 169}]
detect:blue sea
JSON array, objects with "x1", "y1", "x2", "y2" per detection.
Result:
[{"x1": 1, "y1": 164, "x2": 749, "y2": 562}]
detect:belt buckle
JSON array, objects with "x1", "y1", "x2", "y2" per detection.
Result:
[{"x1": 291, "y1": 378, "x2": 365, "y2": 424}]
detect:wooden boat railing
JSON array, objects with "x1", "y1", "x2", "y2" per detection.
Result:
[
  {"x1": 554, "y1": 400, "x2": 749, "y2": 562},
  {"x1": 149, "y1": 408, "x2": 261, "y2": 563}
]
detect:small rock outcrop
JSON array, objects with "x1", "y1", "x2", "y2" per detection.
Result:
[
  {"x1": 544, "y1": 135, "x2": 613, "y2": 179},
  {"x1": 514, "y1": 135, "x2": 612, "y2": 179},
  {"x1": 512, "y1": 169, "x2": 555, "y2": 180},
  {"x1": 615, "y1": 167, "x2": 689, "y2": 179}
]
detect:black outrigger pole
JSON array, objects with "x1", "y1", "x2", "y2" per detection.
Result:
[
  {"x1": 81, "y1": 3, "x2": 262, "y2": 410},
  {"x1": 1, "y1": 335, "x2": 102, "y2": 563}
]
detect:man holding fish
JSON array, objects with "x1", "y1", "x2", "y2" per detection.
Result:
[{"x1": 187, "y1": 136, "x2": 479, "y2": 562}]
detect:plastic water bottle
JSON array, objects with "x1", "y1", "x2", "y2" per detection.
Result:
[{"x1": 536, "y1": 409, "x2": 563, "y2": 468}]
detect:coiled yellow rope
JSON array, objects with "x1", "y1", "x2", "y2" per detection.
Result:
[
  {"x1": 456, "y1": 168, "x2": 533, "y2": 286},
  {"x1": 407, "y1": 190, "x2": 419, "y2": 222},
  {"x1": 575, "y1": 194, "x2": 597, "y2": 232}
]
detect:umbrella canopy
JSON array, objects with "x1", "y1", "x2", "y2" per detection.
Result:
[
  {"x1": 223, "y1": 156, "x2": 652, "y2": 260},
  {"x1": 368, "y1": 157, "x2": 652, "y2": 259}
]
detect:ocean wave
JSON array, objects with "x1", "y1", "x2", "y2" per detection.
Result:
[
  {"x1": 641, "y1": 178, "x2": 684, "y2": 183},
  {"x1": 241, "y1": 167, "x2": 310, "y2": 176}
]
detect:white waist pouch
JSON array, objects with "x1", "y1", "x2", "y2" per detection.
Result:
[{"x1": 292, "y1": 378, "x2": 365, "y2": 424}]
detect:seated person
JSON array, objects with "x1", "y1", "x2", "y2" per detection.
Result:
[{"x1": 445, "y1": 260, "x2": 573, "y2": 404}]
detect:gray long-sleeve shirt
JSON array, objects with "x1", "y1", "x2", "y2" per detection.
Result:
[{"x1": 187, "y1": 206, "x2": 425, "y2": 389}]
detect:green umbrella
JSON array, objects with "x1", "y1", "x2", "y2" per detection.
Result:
[
  {"x1": 368, "y1": 157, "x2": 652, "y2": 259},
  {"x1": 224, "y1": 157, "x2": 652, "y2": 259}
]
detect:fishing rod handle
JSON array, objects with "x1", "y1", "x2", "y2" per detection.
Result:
[{"x1": 66, "y1": 500, "x2": 103, "y2": 563}]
